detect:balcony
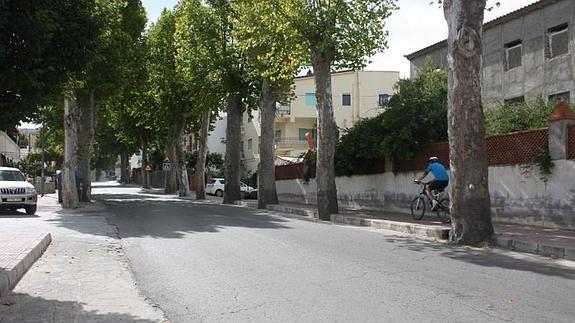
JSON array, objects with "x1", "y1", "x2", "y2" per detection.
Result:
[{"x1": 275, "y1": 137, "x2": 315, "y2": 154}]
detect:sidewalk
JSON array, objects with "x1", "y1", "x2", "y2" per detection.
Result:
[
  {"x1": 0, "y1": 194, "x2": 166, "y2": 322},
  {"x1": 237, "y1": 200, "x2": 575, "y2": 261}
]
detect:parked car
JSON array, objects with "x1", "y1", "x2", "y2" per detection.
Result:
[
  {"x1": 244, "y1": 188, "x2": 258, "y2": 199},
  {"x1": 0, "y1": 167, "x2": 38, "y2": 214},
  {"x1": 205, "y1": 178, "x2": 255, "y2": 198}
]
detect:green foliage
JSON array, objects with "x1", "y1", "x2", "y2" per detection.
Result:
[
  {"x1": 233, "y1": 0, "x2": 306, "y2": 100},
  {"x1": 186, "y1": 152, "x2": 224, "y2": 175},
  {"x1": 484, "y1": 97, "x2": 556, "y2": 135},
  {"x1": 0, "y1": 0, "x2": 102, "y2": 130},
  {"x1": 271, "y1": 0, "x2": 397, "y2": 70},
  {"x1": 522, "y1": 147, "x2": 554, "y2": 183},
  {"x1": 335, "y1": 64, "x2": 448, "y2": 175}
]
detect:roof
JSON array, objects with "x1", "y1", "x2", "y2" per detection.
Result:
[
  {"x1": 405, "y1": 0, "x2": 563, "y2": 60},
  {"x1": 0, "y1": 167, "x2": 20, "y2": 171}
]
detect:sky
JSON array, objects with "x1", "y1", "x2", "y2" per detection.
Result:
[{"x1": 142, "y1": 0, "x2": 537, "y2": 78}]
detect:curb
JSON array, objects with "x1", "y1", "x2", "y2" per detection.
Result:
[
  {"x1": 237, "y1": 202, "x2": 450, "y2": 240},
  {"x1": 0, "y1": 233, "x2": 52, "y2": 299},
  {"x1": 331, "y1": 214, "x2": 450, "y2": 240},
  {"x1": 495, "y1": 235, "x2": 575, "y2": 260},
  {"x1": 237, "y1": 202, "x2": 575, "y2": 260}
]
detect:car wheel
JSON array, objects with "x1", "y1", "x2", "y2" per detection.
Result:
[
  {"x1": 25, "y1": 205, "x2": 37, "y2": 215},
  {"x1": 215, "y1": 189, "x2": 223, "y2": 197}
]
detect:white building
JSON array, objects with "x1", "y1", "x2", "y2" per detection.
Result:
[{"x1": 240, "y1": 70, "x2": 400, "y2": 172}]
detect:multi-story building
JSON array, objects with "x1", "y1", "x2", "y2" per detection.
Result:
[
  {"x1": 240, "y1": 70, "x2": 400, "y2": 172},
  {"x1": 405, "y1": 0, "x2": 574, "y2": 106}
]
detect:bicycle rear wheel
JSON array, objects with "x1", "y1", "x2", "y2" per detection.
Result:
[
  {"x1": 436, "y1": 197, "x2": 451, "y2": 223},
  {"x1": 410, "y1": 196, "x2": 426, "y2": 220}
]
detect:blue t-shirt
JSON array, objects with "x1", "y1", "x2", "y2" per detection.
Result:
[{"x1": 427, "y1": 162, "x2": 449, "y2": 181}]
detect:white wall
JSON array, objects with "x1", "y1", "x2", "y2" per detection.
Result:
[
  {"x1": 276, "y1": 160, "x2": 575, "y2": 229},
  {"x1": 207, "y1": 116, "x2": 227, "y2": 156},
  {"x1": 0, "y1": 131, "x2": 21, "y2": 162}
]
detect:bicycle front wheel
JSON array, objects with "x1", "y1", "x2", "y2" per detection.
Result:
[{"x1": 410, "y1": 196, "x2": 426, "y2": 220}]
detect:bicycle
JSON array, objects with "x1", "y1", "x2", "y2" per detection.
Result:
[{"x1": 410, "y1": 181, "x2": 451, "y2": 223}]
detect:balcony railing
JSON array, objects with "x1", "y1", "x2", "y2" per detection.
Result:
[
  {"x1": 276, "y1": 105, "x2": 291, "y2": 116},
  {"x1": 275, "y1": 137, "x2": 315, "y2": 151}
]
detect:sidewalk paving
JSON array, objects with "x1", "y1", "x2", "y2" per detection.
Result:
[
  {"x1": 0, "y1": 194, "x2": 166, "y2": 322},
  {"x1": 237, "y1": 199, "x2": 575, "y2": 261}
]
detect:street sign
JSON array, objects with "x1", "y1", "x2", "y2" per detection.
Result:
[
  {"x1": 145, "y1": 165, "x2": 152, "y2": 171},
  {"x1": 162, "y1": 162, "x2": 173, "y2": 171}
]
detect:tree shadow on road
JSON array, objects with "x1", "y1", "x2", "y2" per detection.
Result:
[
  {"x1": 0, "y1": 292, "x2": 163, "y2": 323},
  {"x1": 382, "y1": 236, "x2": 575, "y2": 280},
  {"x1": 46, "y1": 192, "x2": 291, "y2": 240}
]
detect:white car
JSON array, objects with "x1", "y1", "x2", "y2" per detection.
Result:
[
  {"x1": 0, "y1": 167, "x2": 38, "y2": 215},
  {"x1": 206, "y1": 178, "x2": 255, "y2": 198}
]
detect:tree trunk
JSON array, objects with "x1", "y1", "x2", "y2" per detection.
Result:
[
  {"x1": 258, "y1": 79, "x2": 279, "y2": 208},
  {"x1": 164, "y1": 117, "x2": 186, "y2": 195},
  {"x1": 223, "y1": 94, "x2": 243, "y2": 204},
  {"x1": 444, "y1": 0, "x2": 494, "y2": 246},
  {"x1": 175, "y1": 127, "x2": 190, "y2": 197},
  {"x1": 120, "y1": 149, "x2": 129, "y2": 184},
  {"x1": 142, "y1": 139, "x2": 150, "y2": 189},
  {"x1": 312, "y1": 49, "x2": 339, "y2": 220},
  {"x1": 62, "y1": 95, "x2": 80, "y2": 209},
  {"x1": 195, "y1": 108, "x2": 211, "y2": 200},
  {"x1": 76, "y1": 89, "x2": 97, "y2": 202}
]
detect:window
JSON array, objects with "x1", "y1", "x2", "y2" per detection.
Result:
[
  {"x1": 546, "y1": 23, "x2": 569, "y2": 59},
  {"x1": 275, "y1": 130, "x2": 281, "y2": 140},
  {"x1": 505, "y1": 40, "x2": 522, "y2": 70},
  {"x1": 378, "y1": 94, "x2": 390, "y2": 106},
  {"x1": 277, "y1": 102, "x2": 291, "y2": 115},
  {"x1": 549, "y1": 91, "x2": 570, "y2": 104},
  {"x1": 342, "y1": 93, "x2": 351, "y2": 106},
  {"x1": 305, "y1": 93, "x2": 316, "y2": 106},
  {"x1": 247, "y1": 138, "x2": 253, "y2": 150},
  {"x1": 504, "y1": 96, "x2": 525, "y2": 106},
  {"x1": 241, "y1": 141, "x2": 245, "y2": 158},
  {"x1": 298, "y1": 128, "x2": 317, "y2": 140}
]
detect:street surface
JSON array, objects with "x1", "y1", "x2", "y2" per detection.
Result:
[{"x1": 95, "y1": 185, "x2": 575, "y2": 323}]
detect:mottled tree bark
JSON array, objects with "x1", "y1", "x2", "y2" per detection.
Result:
[
  {"x1": 223, "y1": 94, "x2": 243, "y2": 204},
  {"x1": 76, "y1": 89, "x2": 98, "y2": 202},
  {"x1": 312, "y1": 49, "x2": 339, "y2": 220},
  {"x1": 164, "y1": 118, "x2": 184, "y2": 194},
  {"x1": 175, "y1": 128, "x2": 190, "y2": 198},
  {"x1": 142, "y1": 139, "x2": 150, "y2": 189},
  {"x1": 444, "y1": 0, "x2": 494, "y2": 245},
  {"x1": 257, "y1": 79, "x2": 279, "y2": 208},
  {"x1": 62, "y1": 96, "x2": 80, "y2": 209},
  {"x1": 120, "y1": 149, "x2": 129, "y2": 184},
  {"x1": 195, "y1": 108, "x2": 211, "y2": 200}
]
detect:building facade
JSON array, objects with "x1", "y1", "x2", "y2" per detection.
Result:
[
  {"x1": 240, "y1": 70, "x2": 400, "y2": 172},
  {"x1": 406, "y1": 0, "x2": 575, "y2": 106}
]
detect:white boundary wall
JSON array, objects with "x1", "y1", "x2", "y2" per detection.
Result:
[{"x1": 276, "y1": 160, "x2": 575, "y2": 229}]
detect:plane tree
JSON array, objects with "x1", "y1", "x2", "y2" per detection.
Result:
[
  {"x1": 443, "y1": 0, "x2": 494, "y2": 245},
  {"x1": 174, "y1": 0, "x2": 224, "y2": 199},
  {"x1": 268, "y1": 0, "x2": 396, "y2": 219},
  {"x1": 233, "y1": 0, "x2": 307, "y2": 208},
  {"x1": 208, "y1": 0, "x2": 260, "y2": 205}
]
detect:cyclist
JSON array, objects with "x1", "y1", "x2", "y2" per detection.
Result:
[{"x1": 415, "y1": 157, "x2": 449, "y2": 210}]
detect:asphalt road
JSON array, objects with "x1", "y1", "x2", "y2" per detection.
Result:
[{"x1": 95, "y1": 186, "x2": 575, "y2": 323}]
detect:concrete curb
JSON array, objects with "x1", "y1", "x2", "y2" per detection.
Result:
[
  {"x1": 495, "y1": 235, "x2": 575, "y2": 260},
  {"x1": 0, "y1": 233, "x2": 52, "y2": 299},
  {"x1": 237, "y1": 201, "x2": 575, "y2": 260},
  {"x1": 237, "y1": 202, "x2": 450, "y2": 240},
  {"x1": 331, "y1": 214, "x2": 450, "y2": 240}
]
